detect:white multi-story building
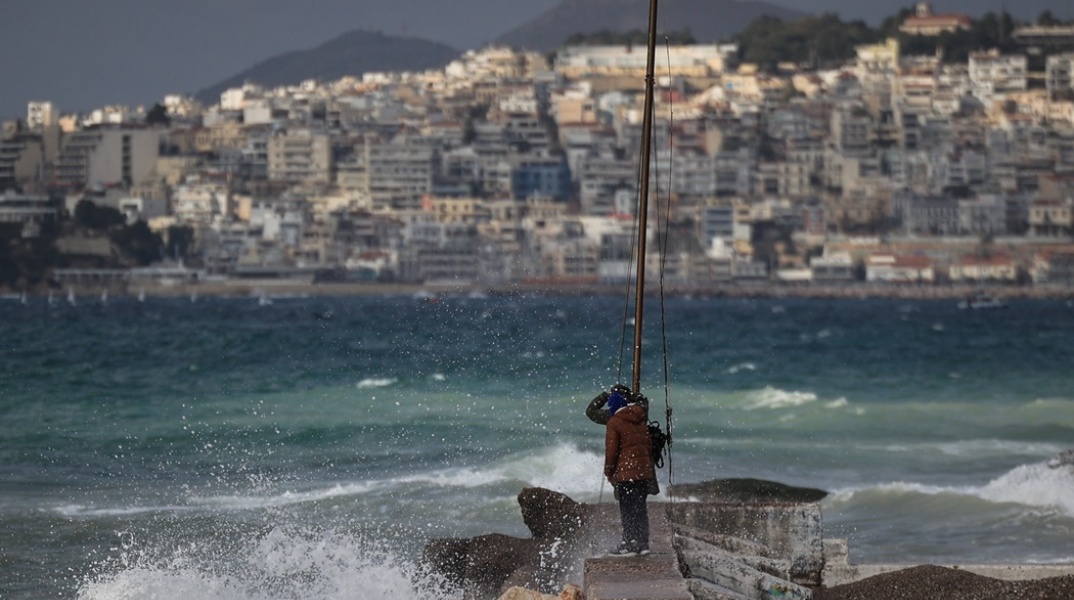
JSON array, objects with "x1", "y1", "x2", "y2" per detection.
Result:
[
  {"x1": 968, "y1": 50, "x2": 1027, "y2": 105},
  {"x1": 26, "y1": 101, "x2": 57, "y2": 130},
  {"x1": 54, "y1": 128, "x2": 161, "y2": 189},
  {"x1": 267, "y1": 129, "x2": 331, "y2": 184},
  {"x1": 1047, "y1": 53, "x2": 1074, "y2": 100},
  {"x1": 554, "y1": 44, "x2": 736, "y2": 78},
  {"x1": 172, "y1": 179, "x2": 229, "y2": 225},
  {"x1": 360, "y1": 140, "x2": 438, "y2": 211}
]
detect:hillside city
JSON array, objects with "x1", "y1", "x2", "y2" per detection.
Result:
[{"x1": 4, "y1": 2, "x2": 1074, "y2": 296}]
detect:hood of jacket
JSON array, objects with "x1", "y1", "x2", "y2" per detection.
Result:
[{"x1": 614, "y1": 403, "x2": 647, "y2": 425}]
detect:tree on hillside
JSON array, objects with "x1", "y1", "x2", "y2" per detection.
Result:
[
  {"x1": 73, "y1": 200, "x2": 125, "y2": 231},
  {"x1": 110, "y1": 220, "x2": 163, "y2": 266},
  {"x1": 878, "y1": 7, "x2": 915, "y2": 39},
  {"x1": 736, "y1": 14, "x2": 878, "y2": 69},
  {"x1": 146, "y1": 103, "x2": 171, "y2": 127},
  {"x1": 565, "y1": 28, "x2": 696, "y2": 46},
  {"x1": 165, "y1": 225, "x2": 195, "y2": 262},
  {"x1": 1038, "y1": 11, "x2": 1061, "y2": 26}
]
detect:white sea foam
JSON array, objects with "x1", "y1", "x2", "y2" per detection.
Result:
[
  {"x1": 53, "y1": 444, "x2": 605, "y2": 519},
  {"x1": 357, "y1": 378, "x2": 397, "y2": 389},
  {"x1": 828, "y1": 459, "x2": 1074, "y2": 519},
  {"x1": 54, "y1": 504, "x2": 196, "y2": 518},
  {"x1": 827, "y1": 481, "x2": 962, "y2": 504},
  {"x1": 742, "y1": 386, "x2": 818, "y2": 410},
  {"x1": 930, "y1": 440, "x2": 1065, "y2": 459},
  {"x1": 392, "y1": 442, "x2": 606, "y2": 499},
  {"x1": 77, "y1": 528, "x2": 460, "y2": 600},
  {"x1": 191, "y1": 482, "x2": 383, "y2": 511},
  {"x1": 53, "y1": 482, "x2": 386, "y2": 518},
  {"x1": 727, "y1": 362, "x2": 756, "y2": 375},
  {"x1": 979, "y1": 462, "x2": 1074, "y2": 518}
]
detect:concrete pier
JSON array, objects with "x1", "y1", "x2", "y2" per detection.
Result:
[
  {"x1": 580, "y1": 501, "x2": 1074, "y2": 600},
  {"x1": 583, "y1": 504, "x2": 693, "y2": 600}
]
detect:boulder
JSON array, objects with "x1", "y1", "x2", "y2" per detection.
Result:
[
  {"x1": 474, "y1": 533, "x2": 541, "y2": 592},
  {"x1": 422, "y1": 537, "x2": 471, "y2": 585},
  {"x1": 1048, "y1": 449, "x2": 1074, "y2": 469},
  {"x1": 501, "y1": 564, "x2": 560, "y2": 596},
  {"x1": 518, "y1": 487, "x2": 587, "y2": 541},
  {"x1": 497, "y1": 586, "x2": 556, "y2": 600},
  {"x1": 558, "y1": 583, "x2": 584, "y2": 600},
  {"x1": 495, "y1": 584, "x2": 585, "y2": 600},
  {"x1": 423, "y1": 488, "x2": 588, "y2": 597}
]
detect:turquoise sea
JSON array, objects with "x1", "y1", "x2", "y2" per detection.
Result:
[{"x1": 1, "y1": 293, "x2": 1073, "y2": 599}]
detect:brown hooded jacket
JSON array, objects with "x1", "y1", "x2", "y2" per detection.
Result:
[{"x1": 604, "y1": 403, "x2": 655, "y2": 484}]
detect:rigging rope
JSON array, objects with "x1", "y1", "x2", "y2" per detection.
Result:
[
  {"x1": 614, "y1": 24, "x2": 678, "y2": 502},
  {"x1": 657, "y1": 34, "x2": 676, "y2": 500}
]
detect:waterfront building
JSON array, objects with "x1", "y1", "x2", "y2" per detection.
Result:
[
  {"x1": 893, "y1": 189, "x2": 960, "y2": 236},
  {"x1": 866, "y1": 254, "x2": 935, "y2": 283},
  {"x1": 1028, "y1": 198, "x2": 1073, "y2": 238},
  {"x1": 949, "y1": 255, "x2": 1018, "y2": 283},
  {"x1": 0, "y1": 135, "x2": 45, "y2": 192},
  {"x1": 53, "y1": 127, "x2": 161, "y2": 190},
  {"x1": 810, "y1": 251, "x2": 855, "y2": 282}
]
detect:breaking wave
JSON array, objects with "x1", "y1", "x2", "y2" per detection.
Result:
[
  {"x1": 743, "y1": 386, "x2": 819, "y2": 410},
  {"x1": 357, "y1": 378, "x2": 397, "y2": 389},
  {"x1": 828, "y1": 457, "x2": 1074, "y2": 519},
  {"x1": 53, "y1": 443, "x2": 606, "y2": 519},
  {"x1": 76, "y1": 527, "x2": 460, "y2": 600}
]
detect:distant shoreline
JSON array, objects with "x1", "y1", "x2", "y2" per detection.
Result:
[{"x1": 23, "y1": 280, "x2": 1074, "y2": 301}]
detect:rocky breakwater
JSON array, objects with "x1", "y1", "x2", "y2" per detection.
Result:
[
  {"x1": 421, "y1": 479, "x2": 832, "y2": 599},
  {"x1": 422, "y1": 487, "x2": 589, "y2": 599}
]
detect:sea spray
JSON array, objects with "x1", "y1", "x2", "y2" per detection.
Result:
[{"x1": 78, "y1": 525, "x2": 462, "y2": 600}]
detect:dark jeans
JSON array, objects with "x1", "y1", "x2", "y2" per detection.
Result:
[{"x1": 615, "y1": 480, "x2": 651, "y2": 549}]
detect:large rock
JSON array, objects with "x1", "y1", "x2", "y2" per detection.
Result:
[
  {"x1": 472, "y1": 533, "x2": 541, "y2": 596},
  {"x1": 423, "y1": 488, "x2": 589, "y2": 597},
  {"x1": 518, "y1": 487, "x2": 587, "y2": 541},
  {"x1": 422, "y1": 537, "x2": 471, "y2": 585},
  {"x1": 672, "y1": 478, "x2": 828, "y2": 503},
  {"x1": 424, "y1": 533, "x2": 541, "y2": 597}
]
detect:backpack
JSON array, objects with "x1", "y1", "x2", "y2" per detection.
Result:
[{"x1": 648, "y1": 420, "x2": 670, "y2": 469}]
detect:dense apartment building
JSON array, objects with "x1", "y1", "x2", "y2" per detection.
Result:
[
  {"x1": 53, "y1": 128, "x2": 160, "y2": 190},
  {"x1": 267, "y1": 128, "x2": 331, "y2": 184},
  {"x1": 7, "y1": 35, "x2": 1074, "y2": 287}
]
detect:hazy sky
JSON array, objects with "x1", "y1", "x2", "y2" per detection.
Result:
[{"x1": 2, "y1": 0, "x2": 1072, "y2": 121}]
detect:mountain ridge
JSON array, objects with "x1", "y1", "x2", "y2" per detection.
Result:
[
  {"x1": 194, "y1": 31, "x2": 460, "y2": 106},
  {"x1": 194, "y1": 0, "x2": 806, "y2": 107},
  {"x1": 494, "y1": 0, "x2": 806, "y2": 51}
]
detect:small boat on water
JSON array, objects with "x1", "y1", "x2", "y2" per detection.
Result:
[{"x1": 958, "y1": 292, "x2": 1007, "y2": 310}]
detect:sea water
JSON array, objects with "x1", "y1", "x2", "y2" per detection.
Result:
[{"x1": 1, "y1": 293, "x2": 1073, "y2": 599}]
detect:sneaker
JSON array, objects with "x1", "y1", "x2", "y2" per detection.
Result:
[
  {"x1": 635, "y1": 547, "x2": 651, "y2": 556},
  {"x1": 607, "y1": 544, "x2": 637, "y2": 557}
]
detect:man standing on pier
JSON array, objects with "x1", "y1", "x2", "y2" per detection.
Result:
[{"x1": 600, "y1": 387, "x2": 655, "y2": 556}]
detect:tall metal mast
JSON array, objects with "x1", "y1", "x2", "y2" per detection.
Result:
[{"x1": 630, "y1": 0, "x2": 659, "y2": 393}]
